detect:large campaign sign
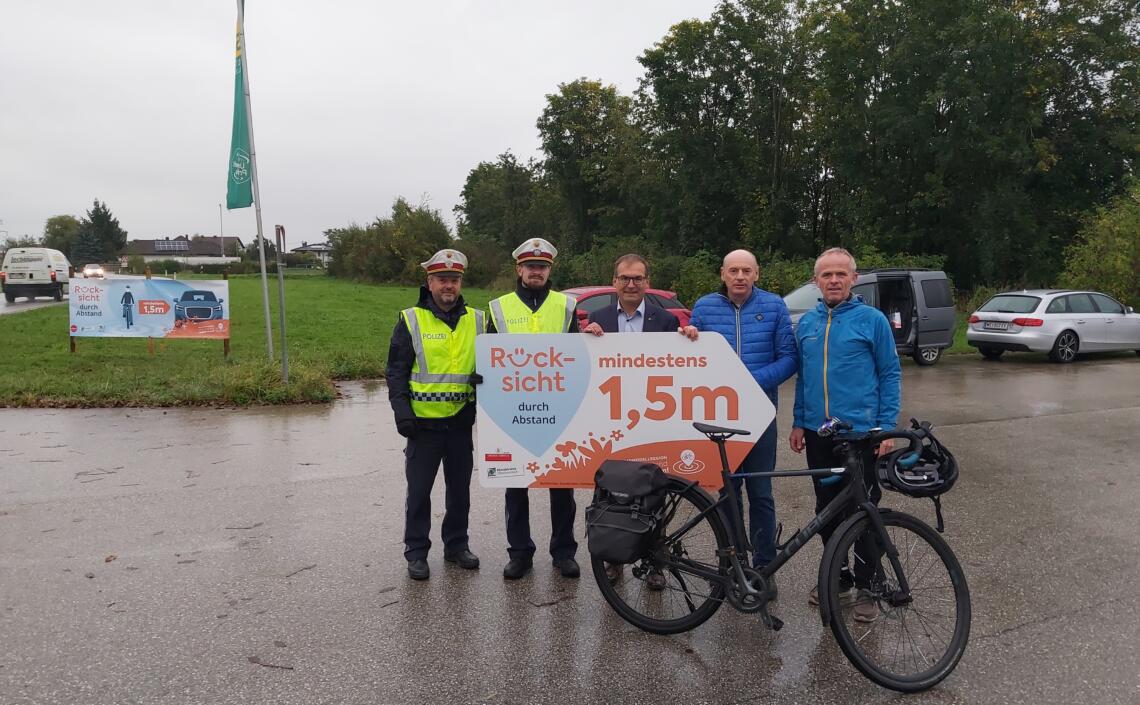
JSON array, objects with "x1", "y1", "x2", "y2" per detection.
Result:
[
  {"x1": 69, "y1": 278, "x2": 230, "y2": 339},
  {"x1": 475, "y1": 333, "x2": 775, "y2": 489}
]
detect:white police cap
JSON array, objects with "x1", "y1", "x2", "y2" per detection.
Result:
[
  {"x1": 420, "y1": 249, "x2": 467, "y2": 275},
  {"x1": 511, "y1": 238, "x2": 557, "y2": 264}
]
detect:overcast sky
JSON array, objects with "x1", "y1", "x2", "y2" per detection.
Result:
[{"x1": 0, "y1": 1, "x2": 721, "y2": 247}]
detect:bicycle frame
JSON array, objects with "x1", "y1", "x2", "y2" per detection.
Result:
[{"x1": 660, "y1": 432, "x2": 914, "y2": 603}]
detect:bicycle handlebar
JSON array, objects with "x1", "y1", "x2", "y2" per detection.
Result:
[{"x1": 826, "y1": 418, "x2": 934, "y2": 465}]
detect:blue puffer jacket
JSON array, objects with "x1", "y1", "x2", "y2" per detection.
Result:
[
  {"x1": 792, "y1": 297, "x2": 901, "y2": 433},
  {"x1": 690, "y1": 287, "x2": 797, "y2": 407}
]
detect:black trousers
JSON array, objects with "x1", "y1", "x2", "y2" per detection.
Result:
[
  {"x1": 805, "y1": 429, "x2": 883, "y2": 587},
  {"x1": 403, "y1": 428, "x2": 473, "y2": 561},
  {"x1": 504, "y1": 488, "x2": 577, "y2": 561}
]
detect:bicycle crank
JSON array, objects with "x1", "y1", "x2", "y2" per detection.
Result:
[{"x1": 727, "y1": 568, "x2": 774, "y2": 613}]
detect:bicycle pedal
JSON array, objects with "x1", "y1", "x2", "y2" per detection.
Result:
[{"x1": 761, "y1": 611, "x2": 784, "y2": 632}]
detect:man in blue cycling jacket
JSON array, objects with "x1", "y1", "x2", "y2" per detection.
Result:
[
  {"x1": 790, "y1": 247, "x2": 901, "y2": 618},
  {"x1": 688, "y1": 249, "x2": 797, "y2": 585}
]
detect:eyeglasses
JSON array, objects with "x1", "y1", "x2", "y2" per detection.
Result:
[{"x1": 616, "y1": 275, "x2": 647, "y2": 286}]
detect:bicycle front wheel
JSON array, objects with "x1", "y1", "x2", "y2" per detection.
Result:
[
  {"x1": 591, "y1": 477, "x2": 731, "y2": 635},
  {"x1": 822, "y1": 510, "x2": 971, "y2": 692}
]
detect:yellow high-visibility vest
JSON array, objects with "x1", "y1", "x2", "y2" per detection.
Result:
[
  {"x1": 401, "y1": 306, "x2": 486, "y2": 418},
  {"x1": 489, "y1": 290, "x2": 575, "y2": 334}
]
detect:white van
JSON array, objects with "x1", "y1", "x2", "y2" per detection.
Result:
[{"x1": 1, "y1": 247, "x2": 72, "y2": 302}]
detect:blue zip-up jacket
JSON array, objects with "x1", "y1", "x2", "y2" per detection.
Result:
[
  {"x1": 792, "y1": 296, "x2": 901, "y2": 433},
  {"x1": 689, "y1": 287, "x2": 797, "y2": 407}
]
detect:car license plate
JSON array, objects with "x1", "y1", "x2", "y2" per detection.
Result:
[
  {"x1": 8, "y1": 272, "x2": 26, "y2": 279},
  {"x1": 984, "y1": 321, "x2": 1009, "y2": 330}
]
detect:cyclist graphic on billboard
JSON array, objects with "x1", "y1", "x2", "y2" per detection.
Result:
[{"x1": 120, "y1": 285, "x2": 135, "y2": 329}]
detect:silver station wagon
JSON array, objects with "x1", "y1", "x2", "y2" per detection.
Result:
[{"x1": 967, "y1": 290, "x2": 1140, "y2": 363}]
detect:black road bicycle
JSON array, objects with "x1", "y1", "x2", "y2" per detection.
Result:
[{"x1": 591, "y1": 419, "x2": 971, "y2": 693}]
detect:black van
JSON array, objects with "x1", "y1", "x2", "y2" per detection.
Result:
[{"x1": 783, "y1": 269, "x2": 957, "y2": 366}]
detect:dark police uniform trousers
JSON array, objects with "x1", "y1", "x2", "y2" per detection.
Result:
[
  {"x1": 404, "y1": 426, "x2": 473, "y2": 561},
  {"x1": 504, "y1": 487, "x2": 577, "y2": 561}
]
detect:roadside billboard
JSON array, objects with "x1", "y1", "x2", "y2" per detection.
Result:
[{"x1": 69, "y1": 278, "x2": 230, "y2": 339}]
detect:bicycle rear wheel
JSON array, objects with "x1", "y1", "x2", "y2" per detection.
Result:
[
  {"x1": 591, "y1": 477, "x2": 730, "y2": 635},
  {"x1": 822, "y1": 510, "x2": 971, "y2": 692}
]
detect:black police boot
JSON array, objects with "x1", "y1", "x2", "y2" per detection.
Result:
[
  {"x1": 502, "y1": 558, "x2": 533, "y2": 580},
  {"x1": 407, "y1": 559, "x2": 429, "y2": 581},
  {"x1": 444, "y1": 549, "x2": 480, "y2": 570},
  {"x1": 552, "y1": 557, "x2": 580, "y2": 578}
]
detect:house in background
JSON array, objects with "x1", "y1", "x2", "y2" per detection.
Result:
[
  {"x1": 121, "y1": 235, "x2": 245, "y2": 266},
  {"x1": 290, "y1": 241, "x2": 333, "y2": 267}
]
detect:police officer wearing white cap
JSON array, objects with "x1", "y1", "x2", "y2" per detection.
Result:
[
  {"x1": 487, "y1": 237, "x2": 584, "y2": 580},
  {"x1": 387, "y1": 248, "x2": 486, "y2": 580}
]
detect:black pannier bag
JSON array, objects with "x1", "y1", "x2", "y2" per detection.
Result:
[{"x1": 585, "y1": 460, "x2": 672, "y2": 564}]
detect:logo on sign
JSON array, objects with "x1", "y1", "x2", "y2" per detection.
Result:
[
  {"x1": 484, "y1": 452, "x2": 512, "y2": 462},
  {"x1": 671, "y1": 448, "x2": 706, "y2": 475},
  {"x1": 231, "y1": 148, "x2": 251, "y2": 184}
]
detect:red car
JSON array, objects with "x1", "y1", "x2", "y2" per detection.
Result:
[{"x1": 562, "y1": 286, "x2": 692, "y2": 328}]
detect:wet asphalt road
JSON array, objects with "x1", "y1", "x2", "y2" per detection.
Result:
[
  {"x1": 0, "y1": 297, "x2": 65, "y2": 316},
  {"x1": 1, "y1": 355, "x2": 1138, "y2": 705}
]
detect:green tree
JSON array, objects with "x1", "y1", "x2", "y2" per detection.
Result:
[
  {"x1": 805, "y1": 0, "x2": 1139, "y2": 287},
  {"x1": 1060, "y1": 181, "x2": 1140, "y2": 307},
  {"x1": 41, "y1": 215, "x2": 80, "y2": 254},
  {"x1": 327, "y1": 198, "x2": 452, "y2": 284},
  {"x1": 636, "y1": 1, "x2": 816, "y2": 257},
  {"x1": 454, "y1": 153, "x2": 563, "y2": 243},
  {"x1": 1, "y1": 235, "x2": 40, "y2": 259},
  {"x1": 454, "y1": 152, "x2": 567, "y2": 286},
  {"x1": 75, "y1": 200, "x2": 128, "y2": 263},
  {"x1": 244, "y1": 237, "x2": 277, "y2": 261},
  {"x1": 537, "y1": 79, "x2": 647, "y2": 253},
  {"x1": 71, "y1": 227, "x2": 104, "y2": 265}
]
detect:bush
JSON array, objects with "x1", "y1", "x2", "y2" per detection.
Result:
[
  {"x1": 148, "y1": 259, "x2": 183, "y2": 274},
  {"x1": 757, "y1": 256, "x2": 814, "y2": 296},
  {"x1": 672, "y1": 250, "x2": 722, "y2": 307},
  {"x1": 453, "y1": 235, "x2": 510, "y2": 288},
  {"x1": 283, "y1": 253, "x2": 320, "y2": 268},
  {"x1": 650, "y1": 254, "x2": 686, "y2": 292},
  {"x1": 551, "y1": 237, "x2": 644, "y2": 288},
  {"x1": 327, "y1": 199, "x2": 452, "y2": 285},
  {"x1": 1060, "y1": 181, "x2": 1140, "y2": 307},
  {"x1": 854, "y1": 245, "x2": 946, "y2": 272},
  {"x1": 962, "y1": 285, "x2": 999, "y2": 314}
]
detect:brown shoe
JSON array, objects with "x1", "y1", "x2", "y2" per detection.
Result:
[
  {"x1": 646, "y1": 570, "x2": 667, "y2": 591},
  {"x1": 808, "y1": 584, "x2": 854, "y2": 607},
  {"x1": 603, "y1": 562, "x2": 623, "y2": 583},
  {"x1": 852, "y1": 590, "x2": 880, "y2": 623}
]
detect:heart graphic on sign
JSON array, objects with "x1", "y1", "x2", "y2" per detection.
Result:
[{"x1": 477, "y1": 335, "x2": 590, "y2": 458}]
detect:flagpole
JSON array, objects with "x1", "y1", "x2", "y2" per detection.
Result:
[{"x1": 237, "y1": 0, "x2": 274, "y2": 359}]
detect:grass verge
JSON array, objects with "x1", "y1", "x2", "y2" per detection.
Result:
[{"x1": 0, "y1": 274, "x2": 494, "y2": 407}]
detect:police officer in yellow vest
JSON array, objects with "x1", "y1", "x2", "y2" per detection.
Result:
[
  {"x1": 387, "y1": 248, "x2": 486, "y2": 581},
  {"x1": 488, "y1": 238, "x2": 583, "y2": 580}
]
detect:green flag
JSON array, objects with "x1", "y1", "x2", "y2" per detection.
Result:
[{"x1": 226, "y1": 1, "x2": 253, "y2": 209}]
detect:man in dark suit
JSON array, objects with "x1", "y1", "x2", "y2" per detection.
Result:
[
  {"x1": 581, "y1": 254, "x2": 680, "y2": 336},
  {"x1": 582, "y1": 253, "x2": 682, "y2": 589}
]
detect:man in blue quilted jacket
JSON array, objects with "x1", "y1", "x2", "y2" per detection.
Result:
[{"x1": 688, "y1": 249, "x2": 797, "y2": 582}]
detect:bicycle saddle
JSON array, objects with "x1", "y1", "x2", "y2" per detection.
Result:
[{"x1": 693, "y1": 422, "x2": 751, "y2": 437}]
